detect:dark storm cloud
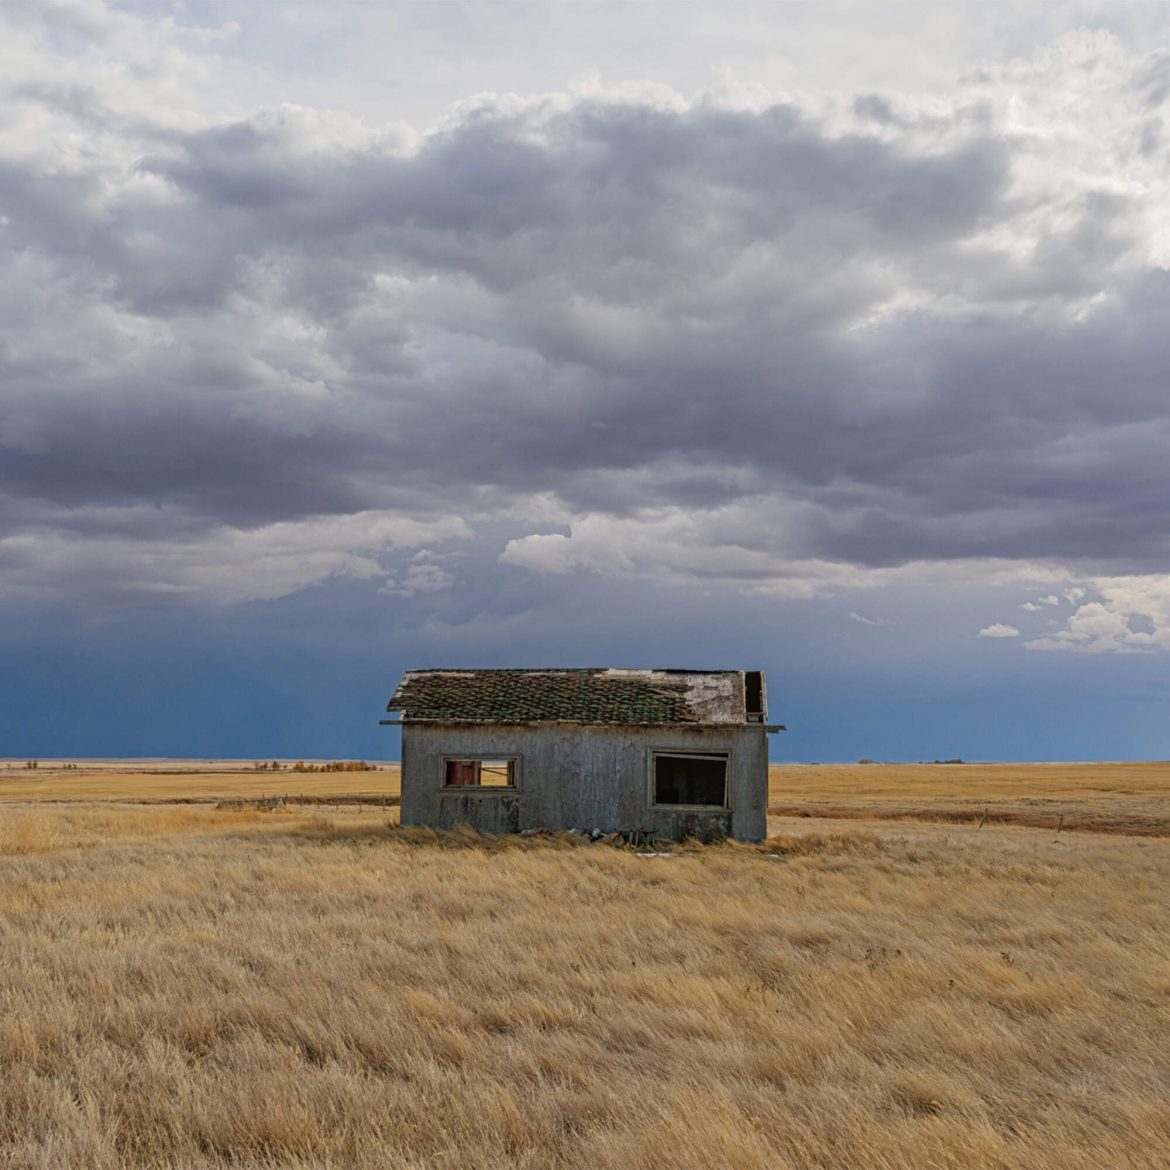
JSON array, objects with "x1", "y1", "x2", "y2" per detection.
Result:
[{"x1": 2, "y1": 44, "x2": 1168, "y2": 602}]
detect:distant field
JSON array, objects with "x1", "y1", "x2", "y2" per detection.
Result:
[
  {"x1": 3, "y1": 760, "x2": 1166, "y2": 836},
  {"x1": 769, "y1": 760, "x2": 1170, "y2": 800},
  {"x1": 1, "y1": 804, "x2": 1167, "y2": 1169},
  {"x1": 0, "y1": 760, "x2": 402, "y2": 804},
  {"x1": 767, "y1": 761, "x2": 1170, "y2": 836}
]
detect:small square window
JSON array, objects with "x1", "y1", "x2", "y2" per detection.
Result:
[
  {"x1": 652, "y1": 752, "x2": 728, "y2": 808},
  {"x1": 443, "y1": 758, "x2": 516, "y2": 789}
]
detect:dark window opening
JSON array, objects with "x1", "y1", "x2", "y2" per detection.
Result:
[
  {"x1": 745, "y1": 671, "x2": 765, "y2": 721},
  {"x1": 653, "y1": 753, "x2": 728, "y2": 807},
  {"x1": 444, "y1": 758, "x2": 515, "y2": 788}
]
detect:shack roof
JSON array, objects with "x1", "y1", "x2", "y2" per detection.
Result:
[{"x1": 386, "y1": 668, "x2": 760, "y2": 726}]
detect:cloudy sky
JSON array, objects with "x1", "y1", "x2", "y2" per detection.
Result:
[{"x1": 4, "y1": 0, "x2": 1170, "y2": 760}]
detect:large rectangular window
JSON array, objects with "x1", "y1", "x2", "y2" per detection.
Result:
[
  {"x1": 443, "y1": 757, "x2": 516, "y2": 789},
  {"x1": 652, "y1": 752, "x2": 729, "y2": 808}
]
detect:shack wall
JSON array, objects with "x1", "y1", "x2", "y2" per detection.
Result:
[{"x1": 399, "y1": 722, "x2": 768, "y2": 841}]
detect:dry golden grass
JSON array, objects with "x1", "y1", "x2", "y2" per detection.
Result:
[
  {"x1": 7, "y1": 759, "x2": 1165, "y2": 832},
  {"x1": 1, "y1": 802, "x2": 1168, "y2": 1168},
  {"x1": 0, "y1": 803, "x2": 309, "y2": 857},
  {"x1": 0, "y1": 761, "x2": 401, "y2": 804},
  {"x1": 8, "y1": 759, "x2": 1165, "y2": 824},
  {"x1": 770, "y1": 761, "x2": 1170, "y2": 801},
  {"x1": 770, "y1": 762, "x2": 1170, "y2": 836}
]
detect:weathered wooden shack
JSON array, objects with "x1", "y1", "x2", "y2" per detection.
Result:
[{"x1": 382, "y1": 668, "x2": 781, "y2": 841}]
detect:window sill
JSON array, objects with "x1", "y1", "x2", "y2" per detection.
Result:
[{"x1": 441, "y1": 786, "x2": 518, "y2": 793}]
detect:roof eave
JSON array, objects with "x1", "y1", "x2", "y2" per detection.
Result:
[{"x1": 387, "y1": 717, "x2": 757, "y2": 729}]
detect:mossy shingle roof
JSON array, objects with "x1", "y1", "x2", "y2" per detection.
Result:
[{"x1": 386, "y1": 668, "x2": 747, "y2": 725}]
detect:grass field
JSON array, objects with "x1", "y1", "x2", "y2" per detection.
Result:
[
  {"x1": 1, "y1": 758, "x2": 1167, "y2": 838},
  {"x1": 768, "y1": 761, "x2": 1170, "y2": 836},
  {"x1": 4, "y1": 759, "x2": 1168, "y2": 835},
  {"x1": 0, "y1": 760, "x2": 402, "y2": 804},
  {"x1": 1, "y1": 763, "x2": 1168, "y2": 1167}
]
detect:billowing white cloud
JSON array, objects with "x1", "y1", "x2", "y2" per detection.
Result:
[
  {"x1": 1026, "y1": 576, "x2": 1170, "y2": 653},
  {"x1": 1021, "y1": 593, "x2": 1063, "y2": 611},
  {"x1": 978, "y1": 623, "x2": 1021, "y2": 638},
  {"x1": 500, "y1": 507, "x2": 1073, "y2": 600},
  {"x1": 0, "y1": 509, "x2": 471, "y2": 606}
]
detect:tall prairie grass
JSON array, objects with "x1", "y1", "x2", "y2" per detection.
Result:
[
  {"x1": 1, "y1": 805, "x2": 1167, "y2": 1168},
  {"x1": 0, "y1": 804, "x2": 291, "y2": 856}
]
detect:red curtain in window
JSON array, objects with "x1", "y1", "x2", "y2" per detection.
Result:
[{"x1": 445, "y1": 760, "x2": 480, "y2": 786}]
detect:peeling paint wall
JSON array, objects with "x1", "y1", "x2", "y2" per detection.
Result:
[{"x1": 400, "y1": 723, "x2": 768, "y2": 841}]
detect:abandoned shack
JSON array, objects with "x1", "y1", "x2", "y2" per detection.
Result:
[{"x1": 382, "y1": 668, "x2": 781, "y2": 841}]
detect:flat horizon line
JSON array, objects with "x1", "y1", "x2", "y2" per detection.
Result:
[{"x1": 5, "y1": 757, "x2": 1170, "y2": 767}]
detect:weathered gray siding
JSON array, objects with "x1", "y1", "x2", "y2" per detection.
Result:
[{"x1": 400, "y1": 722, "x2": 768, "y2": 841}]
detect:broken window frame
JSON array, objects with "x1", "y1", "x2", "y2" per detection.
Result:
[
  {"x1": 441, "y1": 755, "x2": 519, "y2": 791},
  {"x1": 744, "y1": 670, "x2": 766, "y2": 722},
  {"x1": 649, "y1": 750, "x2": 732, "y2": 810}
]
